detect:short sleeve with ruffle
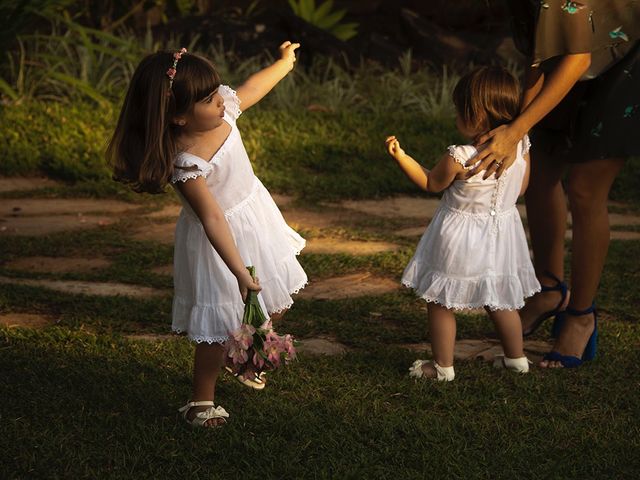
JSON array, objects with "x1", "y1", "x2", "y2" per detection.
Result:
[
  {"x1": 521, "y1": 134, "x2": 531, "y2": 155},
  {"x1": 218, "y1": 84, "x2": 242, "y2": 123},
  {"x1": 447, "y1": 145, "x2": 479, "y2": 169},
  {"x1": 170, "y1": 153, "x2": 213, "y2": 184}
]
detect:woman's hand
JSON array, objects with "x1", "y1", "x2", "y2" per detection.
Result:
[
  {"x1": 237, "y1": 270, "x2": 262, "y2": 302},
  {"x1": 467, "y1": 124, "x2": 522, "y2": 179},
  {"x1": 279, "y1": 41, "x2": 300, "y2": 71},
  {"x1": 385, "y1": 136, "x2": 406, "y2": 160}
]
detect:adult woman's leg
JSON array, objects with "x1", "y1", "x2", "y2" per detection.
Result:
[
  {"x1": 520, "y1": 144, "x2": 568, "y2": 333},
  {"x1": 540, "y1": 157, "x2": 624, "y2": 367}
]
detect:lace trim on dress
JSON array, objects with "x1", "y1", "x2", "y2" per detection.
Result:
[
  {"x1": 440, "y1": 204, "x2": 518, "y2": 219},
  {"x1": 522, "y1": 135, "x2": 531, "y2": 155},
  {"x1": 268, "y1": 279, "x2": 308, "y2": 314},
  {"x1": 170, "y1": 154, "x2": 213, "y2": 183},
  {"x1": 172, "y1": 327, "x2": 229, "y2": 344},
  {"x1": 447, "y1": 145, "x2": 471, "y2": 168},
  {"x1": 171, "y1": 169, "x2": 210, "y2": 183},
  {"x1": 219, "y1": 84, "x2": 242, "y2": 120},
  {"x1": 402, "y1": 280, "x2": 541, "y2": 311}
]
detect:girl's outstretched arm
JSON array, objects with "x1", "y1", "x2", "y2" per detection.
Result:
[
  {"x1": 235, "y1": 41, "x2": 300, "y2": 111},
  {"x1": 385, "y1": 136, "x2": 462, "y2": 193},
  {"x1": 176, "y1": 177, "x2": 260, "y2": 300}
]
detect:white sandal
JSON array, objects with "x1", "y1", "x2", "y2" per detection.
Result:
[
  {"x1": 178, "y1": 401, "x2": 229, "y2": 428},
  {"x1": 493, "y1": 355, "x2": 531, "y2": 373},
  {"x1": 225, "y1": 366, "x2": 266, "y2": 390},
  {"x1": 409, "y1": 359, "x2": 455, "y2": 382}
]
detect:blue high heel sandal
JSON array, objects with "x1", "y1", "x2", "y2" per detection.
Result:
[
  {"x1": 523, "y1": 271, "x2": 569, "y2": 337},
  {"x1": 543, "y1": 303, "x2": 598, "y2": 368}
]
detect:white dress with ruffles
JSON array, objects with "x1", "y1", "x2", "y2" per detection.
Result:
[
  {"x1": 169, "y1": 85, "x2": 307, "y2": 344},
  {"x1": 401, "y1": 137, "x2": 540, "y2": 310}
]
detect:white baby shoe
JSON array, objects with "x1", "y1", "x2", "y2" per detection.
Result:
[
  {"x1": 409, "y1": 359, "x2": 455, "y2": 382},
  {"x1": 493, "y1": 355, "x2": 531, "y2": 373}
]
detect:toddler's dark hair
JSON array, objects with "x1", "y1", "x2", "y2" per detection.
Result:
[{"x1": 452, "y1": 66, "x2": 521, "y2": 132}]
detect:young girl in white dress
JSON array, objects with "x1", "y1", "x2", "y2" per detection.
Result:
[
  {"x1": 108, "y1": 42, "x2": 307, "y2": 427},
  {"x1": 385, "y1": 66, "x2": 540, "y2": 381}
]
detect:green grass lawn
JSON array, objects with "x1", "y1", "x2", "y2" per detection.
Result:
[
  {"x1": 1, "y1": 222, "x2": 639, "y2": 478},
  {"x1": 2, "y1": 87, "x2": 640, "y2": 479}
]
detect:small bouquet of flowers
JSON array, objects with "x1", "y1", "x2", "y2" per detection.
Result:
[{"x1": 226, "y1": 266, "x2": 296, "y2": 375}]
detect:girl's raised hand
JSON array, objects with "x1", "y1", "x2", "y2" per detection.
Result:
[
  {"x1": 385, "y1": 136, "x2": 405, "y2": 160},
  {"x1": 237, "y1": 270, "x2": 262, "y2": 303},
  {"x1": 279, "y1": 41, "x2": 301, "y2": 70}
]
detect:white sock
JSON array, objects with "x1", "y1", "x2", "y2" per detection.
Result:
[
  {"x1": 434, "y1": 362, "x2": 455, "y2": 381},
  {"x1": 501, "y1": 356, "x2": 530, "y2": 373}
]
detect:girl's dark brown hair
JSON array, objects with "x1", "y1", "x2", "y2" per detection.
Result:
[
  {"x1": 107, "y1": 51, "x2": 220, "y2": 193},
  {"x1": 452, "y1": 66, "x2": 521, "y2": 132}
]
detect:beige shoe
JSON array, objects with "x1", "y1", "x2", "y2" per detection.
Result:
[
  {"x1": 225, "y1": 366, "x2": 267, "y2": 390},
  {"x1": 178, "y1": 401, "x2": 229, "y2": 428},
  {"x1": 408, "y1": 360, "x2": 455, "y2": 382}
]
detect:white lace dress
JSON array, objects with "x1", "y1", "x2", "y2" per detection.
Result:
[
  {"x1": 169, "y1": 85, "x2": 307, "y2": 344},
  {"x1": 401, "y1": 137, "x2": 540, "y2": 310}
]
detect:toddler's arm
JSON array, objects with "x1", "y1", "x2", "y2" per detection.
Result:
[
  {"x1": 176, "y1": 177, "x2": 261, "y2": 300},
  {"x1": 385, "y1": 136, "x2": 463, "y2": 193},
  {"x1": 235, "y1": 41, "x2": 300, "y2": 111}
]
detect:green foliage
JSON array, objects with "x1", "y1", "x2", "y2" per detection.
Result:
[
  {"x1": 0, "y1": 101, "x2": 114, "y2": 180},
  {"x1": 288, "y1": 0, "x2": 358, "y2": 41},
  {"x1": 1, "y1": 12, "x2": 199, "y2": 106}
]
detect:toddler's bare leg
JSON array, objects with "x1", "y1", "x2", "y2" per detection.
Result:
[
  {"x1": 486, "y1": 308, "x2": 524, "y2": 359},
  {"x1": 190, "y1": 342, "x2": 226, "y2": 427},
  {"x1": 427, "y1": 303, "x2": 456, "y2": 368}
]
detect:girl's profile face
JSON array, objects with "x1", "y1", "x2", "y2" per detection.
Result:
[{"x1": 182, "y1": 89, "x2": 226, "y2": 132}]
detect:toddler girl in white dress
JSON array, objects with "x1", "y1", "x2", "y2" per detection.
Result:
[
  {"x1": 109, "y1": 42, "x2": 306, "y2": 427},
  {"x1": 385, "y1": 66, "x2": 540, "y2": 381}
]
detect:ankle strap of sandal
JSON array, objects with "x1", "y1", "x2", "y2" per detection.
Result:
[
  {"x1": 178, "y1": 400, "x2": 215, "y2": 413},
  {"x1": 540, "y1": 270, "x2": 567, "y2": 293},
  {"x1": 566, "y1": 303, "x2": 596, "y2": 316}
]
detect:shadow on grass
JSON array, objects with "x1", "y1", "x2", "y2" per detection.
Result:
[{"x1": 2, "y1": 327, "x2": 640, "y2": 479}]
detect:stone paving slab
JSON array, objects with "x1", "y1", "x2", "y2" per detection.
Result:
[
  {"x1": 299, "y1": 272, "x2": 399, "y2": 300},
  {"x1": 125, "y1": 333, "x2": 178, "y2": 342},
  {"x1": 304, "y1": 237, "x2": 400, "y2": 255},
  {"x1": 0, "y1": 177, "x2": 61, "y2": 193},
  {"x1": 399, "y1": 338, "x2": 553, "y2": 364},
  {"x1": 132, "y1": 221, "x2": 175, "y2": 244},
  {"x1": 0, "y1": 313, "x2": 58, "y2": 328},
  {"x1": 0, "y1": 276, "x2": 169, "y2": 298},
  {"x1": 2, "y1": 198, "x2": 139, "y2": 216},
  {"x1": 296, "y1": 336, "x2": 349, "y2": 356},
  {"x1": 3, "y1": 256, "x2": 111, "y2": 273},
  {"x1": 151, "y1": 264, "x2": 173, "y2": 276},
  {"x1": 144, "y1": 204, "x2": 181, "y2": 219},
  {"x1": 340, "y1": 197, "x2": 441, "y2": 219},
  {"x1": 0, "y1": 215, "x2": 115, "y2": 236}
]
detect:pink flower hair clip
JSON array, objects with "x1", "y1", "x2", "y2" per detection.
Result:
[{"x1": 166, "y1": 47, "x2": 187, "y2": 90}]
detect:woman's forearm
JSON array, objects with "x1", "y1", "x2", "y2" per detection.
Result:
[
  {"x1": 512, "y1": 53, "x2": 591, "y2": 136},
  {"x1": 521, "y1": 66, "x2": 544, "y2": 112}
]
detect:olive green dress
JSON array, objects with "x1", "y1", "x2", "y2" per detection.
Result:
[{"x1": 507, "y1": 0, "x2": 640, "y2": 161}]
